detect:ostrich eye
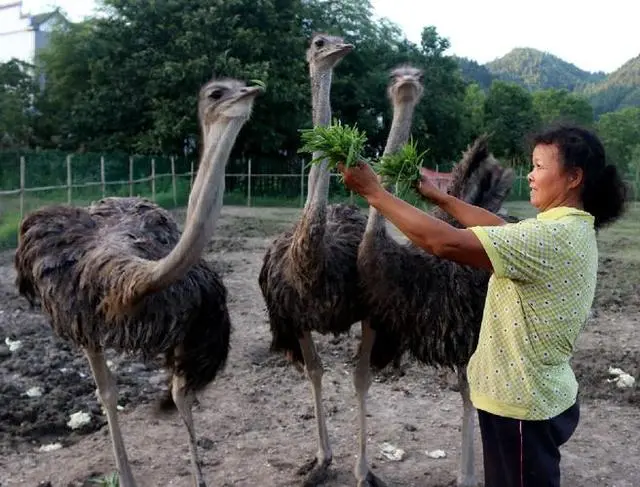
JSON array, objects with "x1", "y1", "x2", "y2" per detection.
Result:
[
  {"x1": 314, "y1": 39, "x2": 325, "y2": 48},
  {"x1": 209, "y1": 89, "x2": 223, "y2": 100}
]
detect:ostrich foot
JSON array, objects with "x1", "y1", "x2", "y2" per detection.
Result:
[
  {"x1": 357, "y1": 470, "x2": 387, "y2": 487},
  {"x1": 296, "y1": 456, "x2": 332, "y2": 486}
]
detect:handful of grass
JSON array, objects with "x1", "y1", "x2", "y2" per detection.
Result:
[
  {"x1": 298, "y1": 119, "x2": 369, "y2": 171},
  {"x1": 373, "y1": 138, "x2": 428, "y2": 198},
  {"x1": 250, "y1": 79, "x2": 267, "y2": 89}
]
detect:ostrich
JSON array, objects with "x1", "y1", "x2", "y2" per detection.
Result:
[
  {"x1": 349, "y1": 63, "x2": 425, "y2": 487},
  {"x1": 258, "y1": 33, "x2": 367, "y2": 485},
  {"x1": 13, "y1": 77, "x2": 263, "y2": 487},
  {"x1": 356, "y1": 132, "x2": 515, "y2": 487}
]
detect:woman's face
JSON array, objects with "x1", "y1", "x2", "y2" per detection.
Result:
[{"x1": 528, "y1": 143, "x2": 581, "y2": 211}]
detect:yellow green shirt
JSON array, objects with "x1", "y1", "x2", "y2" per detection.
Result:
[{"x1": 468, "y1": 206, "x2": 598, "y2": 420}]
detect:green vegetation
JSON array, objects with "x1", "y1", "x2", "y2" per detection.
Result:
[
  {"x1": 0, "y1": 0, "x2": 637, "y2": 252},
  {"x1": 88, "y1": 472, "x2": 119, "y2": 487},
  {"x1": 459, "y1": 48, "x2": 640, "y2": 117},
  {"x1": 374, "y1": 138, "x2": 427, "y2": 197},
  {"x1": 581, "y1": 55, "x2": 640, "y2": 116},
  {"x1": 298, "y1": 119, "x2": 369, "y2": 170},
  {"x1": 485, "y1": 48, "x2": 606, "y2": 92}
]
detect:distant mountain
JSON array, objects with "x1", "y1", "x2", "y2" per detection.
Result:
[
  {"x1": 485, "y1": 48, "x2": 606, "y2": 91},
  {"x1": 578, "y1": 55, "x2": 640, "y2": 115},
  {"x1": 454, "y1": 48, "x2": 640, "y2": 115},
  {"x1": 454, "y1": 56, "x2": 494, "y2": 90}
]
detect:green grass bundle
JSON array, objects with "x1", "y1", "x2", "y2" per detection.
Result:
[
  {"x1": 374, "y1": 138, "x2": 428, "y2": 198},
  {"x1": 298, "y1": 119, "x2": 369, "y2": 171},
  {"x1": 250, "y1": 79, "x2": 267, "y2": 89}
]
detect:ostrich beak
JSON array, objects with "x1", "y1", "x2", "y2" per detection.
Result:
[
  {"x1": 332, "y1": 43, "x2": 354, "y2": 55},
  {"x1": 396, "y1": 76, "x2": 417, "y2": 88},
  {"x1": 236, "y1": 85, "x2": 265, "y2": 100},
  {"x1": 321, "y1": 43, "x2": 354, "y2": 61}
]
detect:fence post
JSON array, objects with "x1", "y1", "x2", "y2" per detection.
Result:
[
  {"x1": 129, "y1": 156, "x2": 134, "y2": 197},
  {"x1": 100, "y1": 155, "x2": 106, "y2": 198},
  {"x1": 19, "y1": 156, "x2": 25, "y2": 219},
  {"x1": 66, "y1": 155, "x2": 72, "y2": 204},
  {"x1": 300, "y1": 159, "x2": 305, "y2": 207},
  {"x1": 635, "y1": 161, "x2": 640, "y2": 201},
  {"x1": 151, "y1": 158, "x2": 156, "y2": 202},
  {"x1": 518, "y1": 166, "x2": 524, "y2": 198},
  {"x1": 170, "y1": 156, "x2": 177, "y2": 206},
  {"x1": 247, "y1": 158, "x2": 252, "y2": 207}
]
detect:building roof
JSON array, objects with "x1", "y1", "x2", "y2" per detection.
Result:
[{"x1": 29, "y1": 8, "x2": 65, "y2": 28}]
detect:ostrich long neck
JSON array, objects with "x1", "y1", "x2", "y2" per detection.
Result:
[
  {"x1": 287, "y1": 67, "x2": 332, "y2": 286},
  {"x1": 147, "y1": 118, "x2": 244, "y2": 289},
  {"x1": 305, "y1": 68, "x2": 333, "y2": 208},
  {"x1": 364, "y1": 100, "x2": 416, "y2": 235}
]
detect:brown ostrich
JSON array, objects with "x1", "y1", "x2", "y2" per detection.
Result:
[
  {"x1": 13, "y1": 77, "x2": 263, "y2": 487},
  {"x1": 351, "y1": 64, "x2": 424, "y2": 487},
  {"x1": 357, "y1": 133, "x2": 515, "y2": 487},
  {"x1": 258, "y1": 34, "x2": 368, "y2": 486}
]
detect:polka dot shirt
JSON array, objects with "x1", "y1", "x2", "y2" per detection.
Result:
[{"x1": 468, "y1": 207, "x2": 598, "y2": 420}]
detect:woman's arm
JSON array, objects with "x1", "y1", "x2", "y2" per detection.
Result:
[
  {"x1": 367, "y1": 187, "x2": 493, "y2": 270},
  {"x1": 432, "y1": 192, "x2": 507, "y2": 227},
  {"x1": 418, "y1": 169, "x2": 507, "y2": 227}
]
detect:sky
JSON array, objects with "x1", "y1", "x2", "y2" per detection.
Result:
[{"x1": 17, "y1": 0, "x2": 640, "y2": 74}]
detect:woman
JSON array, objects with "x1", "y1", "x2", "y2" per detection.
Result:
[{"x1": 337, "y1": 124, "x2": 627, "y2": 487}]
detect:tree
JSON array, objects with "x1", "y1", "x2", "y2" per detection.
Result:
[
  {"x1": 596, "y1": 107, "x2": 640, "y2": 175},
  {"x1": 0, "y1": 59, "x2": 37, "y2": 149},
  {"x1": 483, "y1": 80, "x2": 541, "y2": 161},
  {"x1": 532, "y1": 88, "x2": 593, "y2": 127},
  {"x1": 33, "y1": 0, "x2": 473, "y2": 167},
  {"x1": 461, "y1": 83, "x2": 486, "y2": 140}
]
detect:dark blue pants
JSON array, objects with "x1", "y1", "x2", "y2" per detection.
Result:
[{"x1": 478, "y1": 401, "x2": 580, "y2": 487}]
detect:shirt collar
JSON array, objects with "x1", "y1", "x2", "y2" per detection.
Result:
[{"x1": 536, "y1": 206, "x2": 594, "y2": 224}]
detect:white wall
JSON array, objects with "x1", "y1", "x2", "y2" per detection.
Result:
[
  {"x1": 0, "y1": 30, "x2": 35, "y2": 63},
  {"x1": 0, "y1": 3, "x2": 35, "y2": 63},
  {"x1": 0, "y1": 3, "x2": 30, "y2": 33}
]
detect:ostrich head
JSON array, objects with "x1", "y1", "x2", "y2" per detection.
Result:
[
  {"x1": 198, "y1": 78, "x2": 264, "y2": 126},
  {"x1": 306, "y1": 33, "x2": 354, "y2": 73},
  {"x1": 387, "y1": 65, "x2": 424, "y2": 105},
  {"x1": 380, "y1": 64, "x2": 424, "y2": 157}
]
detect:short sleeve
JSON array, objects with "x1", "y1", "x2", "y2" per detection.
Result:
[{"x1": 469, "y1": 220, "x2": 555, "y2": 282}]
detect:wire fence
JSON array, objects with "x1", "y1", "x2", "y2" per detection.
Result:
[{"x1": 1, "y1": 151, "x2": 639, "y2": 222}]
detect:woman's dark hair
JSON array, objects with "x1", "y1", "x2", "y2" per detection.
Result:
[{"x1": 529, "y1": 123, "x2": 628, "y2": 229}]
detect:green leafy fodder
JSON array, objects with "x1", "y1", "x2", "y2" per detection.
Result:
[
  {"x1": 374, "y1": 138, "x2": 428, "y2": 198},
  {"x1": 249, "y1": 79, "x2": 267, "y2": 89},
  {"x1": 298, "y1": 119, "x2": 369, "y2": 171}
]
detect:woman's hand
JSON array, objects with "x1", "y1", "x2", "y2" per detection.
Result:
[
  {"x1": 337, "y1": 161, "x2": 384, "y2": 200},
  {"x1": 417, "y1": 167, "x2": 446, "y2": 203}
]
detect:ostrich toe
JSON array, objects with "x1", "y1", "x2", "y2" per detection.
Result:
[
  {"x1": 357, "y1": 470, "x2": 387, "y2": 487},
  {"x1": 297, "y1": 456, "x2": 332, "y2": 486}
]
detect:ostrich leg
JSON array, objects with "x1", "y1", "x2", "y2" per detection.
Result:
[
  {"x1": 297, "y1": 331, "x2": 332, "y2": 486},
  {"x1": 84, "y1": 349, "x2": 137, "y2": 487},
  {"x1": 457, "y1": 368, "x2": 477, "y2": 487},
  {"x1": 353, "y1": 322, "x2": 386, "y2": 487},
  {"x1": 172, "y1": 374, "x2": 207, "y2": 487}
]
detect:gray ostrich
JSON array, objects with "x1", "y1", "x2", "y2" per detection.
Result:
[
  {"x1": 13, "y1": 77, "x2": 263, "y2": 487},
  {"x1": 357, "y1": 133, "x2": 515, "y2": 487},
  {"x1": 258, "y1": 34, "x2": 367, "y2": 485}
]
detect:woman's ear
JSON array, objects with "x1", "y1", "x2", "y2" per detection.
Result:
[{"x1": 567, "y1": 167, "x2": 584, "y2": 190}]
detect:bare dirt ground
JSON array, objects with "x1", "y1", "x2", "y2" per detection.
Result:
[{"x1": 0, "y1": 205, "x2": 638, "y2": 487}]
